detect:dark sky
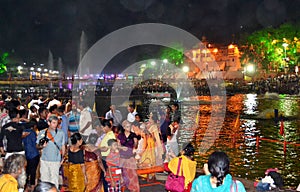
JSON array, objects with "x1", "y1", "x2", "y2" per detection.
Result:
[{"x1": 0, "y1": 0, "x2": 299, "y2": 74}]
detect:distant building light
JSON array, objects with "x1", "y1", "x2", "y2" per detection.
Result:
[
  {"x1": 202, "y1": 49, "x2": 209, "y2": 54},
  {"x1": 228, "y1": 44, "x2": 234, "y2": 49},
  {"x1": 213, "y1": 48, "x2": 218, "y2": 53}
]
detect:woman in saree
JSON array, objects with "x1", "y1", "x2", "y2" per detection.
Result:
[
  {"x1": 147, "y1": 112, "x2": 164, "y2": 166},
  {"x1": 65, "y1": 133, "x2": 105, "y2": 192},
  {"x1": 137, "y1": 129, "x2": 156, "y2": 168},
  {"x1": 117, "y1": 120, "x2": 140, "y2": 192},
  {"x1": 84, "y1": 145, "x2": 105, "y2": 192},
  {"x1": 66, "y1": 133, "x2": 87, "y2": 192},
  {"x1": 136, "y1": 129, "x2": 156, "y2": 179}
]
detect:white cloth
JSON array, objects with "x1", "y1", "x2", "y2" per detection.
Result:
[
  {"x1": 79, "y1": 107, "x2": 93, "y2": 136},
  {"x1": 127, "y1": 111, "x2": 137, "y2": 123},
  {"x1": 136, "y1": 137, "x2": 144, "y2": 155},
  {"x1": 262, "y1": 175, "x2": 276, "y2": 188},
  {"x1": 40, "y1": 159, "x2": 61, "y2": 189},
  {"x1": 4, "y1": 151, "x2": 25, "y2": 160},
  {"x1": 27, "y1": 110, "x2": 38, "y2": 120},
  {"x1": 38, "y1": 99, "x2": 44, "y2": 105},
  {"x1": 47, "y1": 99, "x2": 61, "y2": 109},
  {"x1": 28, "y1": 99, "x2": 39, "y2": 108},
  {"x1": 0, "y1": 111, "x2": 10, "y2": 128},
  {"x1": 166, "y1": 128, "x2": 179, "y2": 156}
]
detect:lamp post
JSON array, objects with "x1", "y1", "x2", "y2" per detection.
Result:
[
  {"x1": 182, "y1": 66, "x2": 189, "y2": 73},
  {"x1": 244, "y1": 64, "x2": 255, "y2": 81},
  {"x1": 182, "y1": 66, "x2": 189, "y2": 78},
  {"x1": 282, "y1": 43, "x2": 288, "y2": 59}
]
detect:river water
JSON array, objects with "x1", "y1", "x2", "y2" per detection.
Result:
[
  {"x1": 94, "y1": 92, "x2": 299, "y2": 187},
  {"x1": 181, "y1": 94, "x2": 300, "y2": 187}
]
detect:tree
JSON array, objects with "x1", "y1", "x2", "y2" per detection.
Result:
[
  {"x1": 240, "y1": 23, "x2": 300, "y2": 73},
  {"x1": 160, "y1": 44, "x2": 184, "y2": 65},
  {"x1": 0, "y1": 52, "x2": 9, "y2": 74}
]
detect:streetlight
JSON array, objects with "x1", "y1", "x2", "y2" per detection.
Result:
[
  {"x1": 244, "y1": 64, "x2": 255, "y2": 81},
  {"x1": 182, "y1": 66, "x2": 189, "y2": 73},
  {"x1": 246, "y1": 64, "x2": 255, "y2": 73},
  {"x1": 17, "y1": 66, "x2": 23, "y2": 74},
  {"x1": 282, "y1": 43, "x2": 288, "y2": 59}
]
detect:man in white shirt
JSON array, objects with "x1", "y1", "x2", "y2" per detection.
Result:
[
  {"x1": 127, "y1": 104, "x2": 137, "y2": 123},
  {"x1": 105, "y1": 105, "x2": 122, "y2": 126},
  {"x1": 28, "y1": 96, "x2": 39, "y2": 108},
  {"x1": 37, "y1": 95, "x2": 45, "y2": 105},
  {"x1": 47, "y1": 96, "x2": 61, "y2": 109},
  {"x1": 78, "y1": 101, "x2": 92, "y2": 142}
]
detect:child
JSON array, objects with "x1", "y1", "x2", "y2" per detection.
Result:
[{"x1": 106, "y1": 139, "x2": 123, "y2": 192}]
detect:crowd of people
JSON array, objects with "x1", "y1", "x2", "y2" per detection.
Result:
[
  {"x1": 94, "y1": 74, "x2": 300, "y2": 97},
  {"x1": 0, "y1": 92, "x2": 296, "y2": 192},
  {"x1": 0, "y1": 93, "x2": 184, "y2": 191}
]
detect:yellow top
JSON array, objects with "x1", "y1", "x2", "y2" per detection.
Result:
[
  {"x1": 99, "y1": 131, "x2": 116, "y2": 157},
  {"x1": 0, "y1": 174, "x2": 18, "y2": 192},
  {"x1": 168, "y1": 155, "x2": 197, "y2": 188}
]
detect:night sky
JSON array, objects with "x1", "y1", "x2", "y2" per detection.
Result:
[{"x1": 0, "y1": 0, "x2": 299, "y2": 74}]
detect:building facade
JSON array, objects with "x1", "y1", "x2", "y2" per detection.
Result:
[{"x1": 185, "y1": 36, "x2": 242, "y2": 79}]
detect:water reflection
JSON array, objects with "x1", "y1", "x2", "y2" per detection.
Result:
[
  {"x1": 243, "y1": 94, "x2": 258, "y2": 115},
  {"x1": 183, "y1": 94, "x2": 300, "y2": 187}
]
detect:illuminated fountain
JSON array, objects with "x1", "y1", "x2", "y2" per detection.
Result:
[
  {"x1": 78, "y1": 31, "x2": 88, "y2": 88},
  {"x1": 175, "y1": 84, "x2": 182, "y2": 100},
  {"x1": 79, "y1": 30, "x2": 88, "y2": 77},
  {"x1": 48, "y1": 50, "x2": 54, "y2": 71},
  {"x1": 58, "y1": 57, "x2": 63, "y2": 73}
]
